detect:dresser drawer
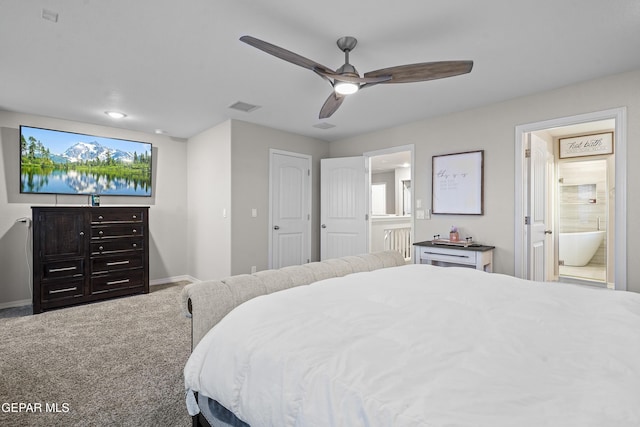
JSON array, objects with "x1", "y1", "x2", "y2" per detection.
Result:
[
  {"x1": 419, "y1": 246, "x2": 477, "y2": 265},
  {"x1": 41, "y1": 259, "x2": 84, "y2": 281},
  {"x1": 41, "y1": 279, "x2": 84, "y2": 302},
  {"x1": 91, "y1": 209, "x2": 145, "y2": 224},
  {"x1": 91, "y1": 237, "x2": 144, "y2": 255},
  {"x1": 91, "y1": 253, "x2": 144, "y2": 274},
  {"x1": 91, "y1": 270, "x2": 145, "y2": 293},
  {"x1": 91, "y1": 224, "x2": 144, "y2": 239}
]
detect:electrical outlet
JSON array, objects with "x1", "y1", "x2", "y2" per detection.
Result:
[{"x1": 250, "y1": 266, "x2": 257, "y2": 274}]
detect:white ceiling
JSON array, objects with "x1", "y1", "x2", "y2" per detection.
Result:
[{"x1": 1, "y1": 1, "x2": 639, "y2": 142}]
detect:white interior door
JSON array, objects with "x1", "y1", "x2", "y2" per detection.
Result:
[
  {"x1": 320, "y1": 157, "x2": 367, "y2": 260},
  {"x1": 527, "y1": 133, "x2": 554, "y2": 281},
  {"x1": 270, "y1": 150, "x2": 311, "y2": 269}
]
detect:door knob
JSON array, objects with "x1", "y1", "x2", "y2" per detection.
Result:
[
  {"x1": 321, "y1": 224, "x2": 327, "y2": 229},
  {"x1": 544, "y1": 230, "x2": 553, "y2": 234},
  {"x1": 273, "y1": 225, "x2": 280, "y2": 230}
]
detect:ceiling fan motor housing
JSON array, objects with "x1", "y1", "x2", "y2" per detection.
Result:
[
  {"x1": 336, "y1": 36, "x2": 361, "y2": 90},
  {"x1": 336, "y1": 63, "x2": 359, "y2": 76}
]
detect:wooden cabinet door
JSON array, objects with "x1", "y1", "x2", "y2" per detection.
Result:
[{"x1": 36, "y1": 209, "x2": 86, "y2": 260}]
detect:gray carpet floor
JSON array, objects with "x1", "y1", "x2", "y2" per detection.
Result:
[{"x1": 0, "y1": 282, "x2": 192, "y2": 427}]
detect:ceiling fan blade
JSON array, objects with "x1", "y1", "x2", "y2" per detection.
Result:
[
  {"x1": 364, "y1": 61, "x2": 473, "y2": 84},
  {"x1": 240, "y1": 35, "x2": 334, "y2": 75},
  {"x1": 319, "y1": 92, "x2": 345, "y2": 119},
  {"x1": 314, "y1": 68, "x2": 391, "y2": 84}
]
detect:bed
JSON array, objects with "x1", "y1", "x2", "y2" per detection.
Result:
[{"x1": 182, "y1": 252, "x2": 640, "y2": 427}]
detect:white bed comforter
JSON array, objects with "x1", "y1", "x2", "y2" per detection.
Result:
[{"x1": 184, "y1": 264, "x2": 640, "y2": 427}]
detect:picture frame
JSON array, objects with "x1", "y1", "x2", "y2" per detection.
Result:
[
  {"x1": 432, "y1": 150, "x2": 484, "y2": 215},
  {"x1": 559, "y1": 132, "x2": 613, "y2": 159}
]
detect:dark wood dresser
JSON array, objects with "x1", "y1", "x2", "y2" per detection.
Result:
[{"x1": 32, "y1": 206, "x2": 149, "y2": 313}]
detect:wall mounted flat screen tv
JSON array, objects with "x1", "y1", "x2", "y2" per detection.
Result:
[{"x1": 20, "y1": 125, "x2": 152, "y2": 196}]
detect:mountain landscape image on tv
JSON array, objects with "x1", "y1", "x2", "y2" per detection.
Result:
[{"x1": 20, "y1": 126, "x2": 152, "y2": 196}]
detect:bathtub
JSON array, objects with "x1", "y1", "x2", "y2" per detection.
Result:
[{"x1": 559, "y1": 230, "x2": 605, "y2": 267}]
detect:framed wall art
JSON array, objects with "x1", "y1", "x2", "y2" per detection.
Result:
[
  {"x1": 559, "y1": 132, "x2": 613, "y2": 159},
  {"x1": 432, "y1": 150, "x2": 484, "y2": 215}
]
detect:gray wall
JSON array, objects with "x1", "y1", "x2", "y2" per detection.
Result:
[
  {"x1": 230, "y1": 120, "x2": 329, "y2": 275},
  {"x1": 0, "y1": 111, "x2": 189, "y2": 307},
  {"x1": 372, "y1": 171, "x2": 396, "y2": 214},
  {"x1": 329, "y1": 69, "x2": 640, "y2": 292}
]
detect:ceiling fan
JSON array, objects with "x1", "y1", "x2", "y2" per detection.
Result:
[{"x1": 239, "y1": 35, "x2": 473, "y2": 119}]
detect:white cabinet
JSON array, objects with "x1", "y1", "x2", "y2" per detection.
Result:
[{"x1": 414, "y1": 241, "x2": 495, "y2": 272}]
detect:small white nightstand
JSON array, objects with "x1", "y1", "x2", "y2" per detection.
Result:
[{"x1": 413, "y1": 241, "x2": 495, "y2": 272}]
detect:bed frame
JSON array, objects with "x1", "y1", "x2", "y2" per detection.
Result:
[
  {"x1": 180, "y1": 251, "x2": 407, "y2": 426},
  {"x1": 192, "y1": 411, "x2": 210, "y2": 427}
]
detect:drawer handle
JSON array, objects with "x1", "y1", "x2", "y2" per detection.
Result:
[
  {"x1": 49, "y1": 266, "x2": 77, "y2": 273},
  {"x1": 107, "y1": 279, "x2": 130, "y2": 286},
  {"x1": 132, "y1": 243, "x2": 137, "y2": 248},
  {"x1": 132, "y1": 229, "x2": 137, "y2": 234},
  {"x1": 98, "y1": 215, "x2": 104, "y2": 220},
  {"x1": 79, "y1": 231, "x2": 85, "y2": 237},
  {"x1": 98, "y1": 246, "x2": 104, "y2": 251},
  {"x1": 132, "y1": 215, "x2": 137, "y2": 219},
  {"x1": 49, "y1": 286, "x2": 77, "y2": 294},
  {"x1": 98, "y1": 230, "x2": 104, "y2": 236},
  {"x1": 106, "y1": 260, "x2": 130, "y2": 266},
  {"x1": 424, "y1": 251, "x2": 469, "y2": 258}
]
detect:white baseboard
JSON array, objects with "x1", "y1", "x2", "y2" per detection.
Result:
[
  {"x1": 150, "y1": 275, "x2": 200, "y2": 286},
  {"x1": 0, "y1": 299, "x2": 32, "y2": 310}
]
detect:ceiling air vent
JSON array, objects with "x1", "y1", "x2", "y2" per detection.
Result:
[
  {"x1": 228, "y1": 101, "x2": 260, "y2": 113},
  {"x1": 42, "y1": 9, "x2": 59, "y2": 23},
  {"x1": 313, "y1": 122, "x2": 336, "y2": 130}
]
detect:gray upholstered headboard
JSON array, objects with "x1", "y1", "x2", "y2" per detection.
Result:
[{"x1": 180, "y1": 251, "x2": 406, "y2": 349}]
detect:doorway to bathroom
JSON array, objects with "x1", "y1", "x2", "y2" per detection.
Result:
[
  {"x1": 514, "y1": 108, "x2": 627, "y2": 290},
  {"x1": 530, "y1": 123, "x2": 614, "y2": 288}
]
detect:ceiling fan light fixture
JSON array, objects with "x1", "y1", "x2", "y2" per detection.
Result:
[{"x1": 334, "y1": 81, "x2": 359, "y2": 95}]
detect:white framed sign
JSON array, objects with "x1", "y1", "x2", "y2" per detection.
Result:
[
  {"x1": 559, "y1": 132, "x2": 613, "y2": 159},
  {"x1": 432, "y1": 150, "x2": 484, "y2": 215}
]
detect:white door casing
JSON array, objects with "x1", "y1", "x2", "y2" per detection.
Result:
[
  {"x1": 514, "y1": 107, "x2": 626, "y2": 290},
  {"x1": 269, "y1": 150, "x2": 311, "y2": 269},
  {"x1": 320, "y1": 157, "x2": 367, "y2": 260}
]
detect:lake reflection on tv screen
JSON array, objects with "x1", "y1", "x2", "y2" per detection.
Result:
[{"x1": 21, "y1": 169, "x2": 152, "y2": 196}]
